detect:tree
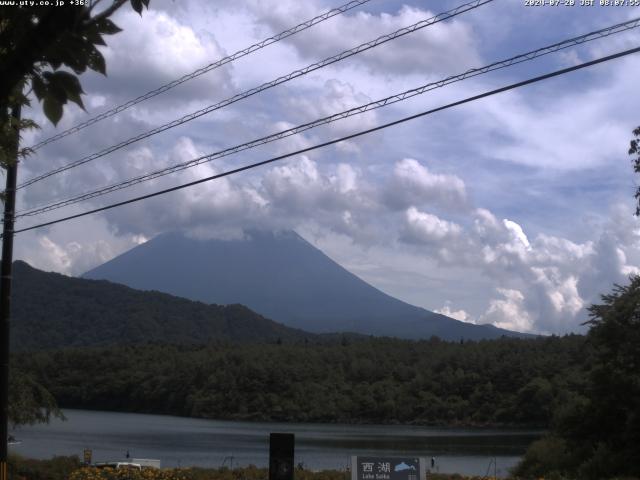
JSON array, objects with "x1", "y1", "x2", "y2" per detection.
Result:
[
  {"x1": 0, "y1": 0, "x2": 150, "y2": 166},
  {"x1": 8, "y1": 367, "x2": 63, "y2": 427},
  {"x1": 630, "y1": 126, "x2": 640, "y2": 215},
  {"x1": 577, "y1": 279, "x2": 640, "y2": 478},
  {"x1": 515, "y1": 278, "x2": 640, "y2": 479},
  {"x1": 0, "y1": 0, "x2": 150, "y2": 435}
]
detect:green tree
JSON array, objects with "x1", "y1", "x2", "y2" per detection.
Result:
[
  {"x1": 8, "y1": 367, "x2": 63, "y2": 427},
  {"x1": 1, "y1": 0, "x2": 150, "y2": 427},
  {"x1": 0, "y1": 0, "x2": 150, "y2": 167},
  {"x1": 630, "y1": 126, "x2": 640, "y2": 215},
  {"x1": 516, "y1": 279, "x2": 640, "y2": 479},
  {"x1": 577, "y1": 279, "x2": 640, "y2": 478}
]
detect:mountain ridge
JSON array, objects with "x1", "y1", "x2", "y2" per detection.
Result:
[
  {"x1": 11, "y1": 260, "x2": 320, "y2": 351},
  {"x1": 83, "y1": 230, "x2": 528, "y2": 341}
]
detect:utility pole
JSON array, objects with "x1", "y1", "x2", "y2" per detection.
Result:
[{"x1": 0, "y1": 104, "x2": 21, "y2": 480}]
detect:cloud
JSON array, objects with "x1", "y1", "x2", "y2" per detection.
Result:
[
  {"x1": 245, "y1": 2, "x2": 482, "y2": 76},
  {"x1": 14, "y1": 214, "x2": 144, "y2": 276},
  {"x1": 283, "y1": 79, "x2": 378, "y2": 137},
  {"x1": 100, "y1": 137, "x2": 269, "y2": 237},
  {"x1": 461, "y1": 55, "x2": 640, "y2": 172},
  {"x1": 96, "y1": 8, "x2": 234, "y2": 107},
  {"x1": 385, "y1": 158, "x2": 468, "y2": 211},
  {"x1": 479, "y1": 288, "x2": 534, "y2": 333},
  {"x1": 401, "y1": 202, "x2": 640, "y2": 333},
  {"x1": 37, "y1": 236, "x2": 117, "y2": 276},
  {"x1": 435, "y1": 302, "x2": 474, "y2": 324},
  {"x1": 503, "y1": 219, "x2": 531, "y2": 250},
  {"x1": 402, "y1": 207, "x2": 462, "y2": 244}
]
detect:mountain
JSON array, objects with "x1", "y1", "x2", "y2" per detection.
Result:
[
  {"x1": 83, "y1": 230, "x2": 525, "y2": 341},
  {"x1": 11, "y1": 260, "x2": 315, "y2": 351}
]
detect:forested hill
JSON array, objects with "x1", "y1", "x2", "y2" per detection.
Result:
[
  {"x1": 84, "y1": 230, "x2": 527, "y2": 341},
  {"x1": 10, "y1": 260, "x2": 316, "y2": 351},
  {"x1": 16, "y1": 335, "x2": 588, "y2": 427}
]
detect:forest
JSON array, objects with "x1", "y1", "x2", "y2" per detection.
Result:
[
  {"x1": 12, "y1": 275, "x2": 640, "y2": 479},
  {"x1": 15, "y1": 335, "x2": 586, "y2": 427},
  {"x1": 10, "y1": 260, "x2": 316, "y2": 351}
]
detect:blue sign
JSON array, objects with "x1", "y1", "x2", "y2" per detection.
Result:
[{"x1": 351, "y1": 457, "x2": 425, "y2": 480}]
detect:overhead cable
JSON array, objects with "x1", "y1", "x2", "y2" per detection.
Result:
[
  {"x1": 11, "y1": 45, "x2": 640, "y2": 236},
  {"x1": 16, "y1": 16, "x2": 640, "y2": 218},
  {"x1": 18, "y1": 0, "x2": 494, "y2": 190},
  {"x1": 28, "y1": 0, "x2": 373, "y2": 151}
]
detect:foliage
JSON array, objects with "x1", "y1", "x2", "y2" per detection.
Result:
[
  {"x1": 515, "y1": 278, "x2": 640, "y2": 479},
  {"x1": 69, "y1": 466, "x2": 192, "y2": 480},
  {"x1": 0, "y1": 0, "x2": 150, "y2": 168},
  {"x1": 7, "y1": 454, "x2": 81, "y2": 480},
  {"x1": 0, "y1": 0, "x2": 149, "y2": 121},
  {"x1": 1, "y1": 0, "x2": 149, "y2": 429},
  {"x1": 16, "y1": 334, "x2": 587, "y2": 427},
  {"x1": 66, "y1": 466, "x2": 493, "y2": 480},
  {"x1": 8, "y1": 366, "x2": 64, "y2": 427},
  {"x1": 630, "y1": 126, "x2": 640, "y2": 215},
  {"x1": 512, "y1": 436, "x2": 575, "y2": 479},
  {"x1": 11, "y1": 261, "x2": 314, "y2": 351},
  {"x1": 7, "y1": 457, "x2": 639, "y2": 480}
]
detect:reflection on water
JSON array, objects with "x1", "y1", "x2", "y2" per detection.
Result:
[{"x1": 10, "y1": 409, "x2": 541, "y2": 478}]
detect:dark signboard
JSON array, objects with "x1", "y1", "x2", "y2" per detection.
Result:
[
  {"x1": 269, "y1": 433, "x2": 294, "y2": 480},
  {"x1": 351, "y1": 457, "x2": 424, "y2": 480}
]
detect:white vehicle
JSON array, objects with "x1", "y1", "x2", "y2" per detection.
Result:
[
  {"x1": 132, "y1": 458, "x2": 161, "y2": 469},
  {"x1": 94, "y1": 462, "x2": 142, "y2": 470}
]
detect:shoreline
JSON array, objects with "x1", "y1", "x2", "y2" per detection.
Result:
[{"x1": 43, "y1": 406, "x2": 549, "y2": 431}]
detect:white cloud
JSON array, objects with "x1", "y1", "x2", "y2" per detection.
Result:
[
  {"x1": 401, "y1": 202, "x2": 640, "y2": 333},
  {"x1": 503, "y1": 219, "x2": 531, "y2": 250},
  {"x1": 435, "y1": 302, "x2": 474, "y2": 324},
  {"x1": 480, "y1": 288, "x2": 535, "y2": 333},
  {"x1": 283, "y1": 79, "x2": 378, "y2": 137},
  {"x1": 15, "y1": 213, "x2": 143, "y2": 276},
  {"x1": 386, "y1": 158, "x2": 468, "y2": 211},
  {"x1": 246, "y1": 2, "x2": 481, "y2": 76},
  {"x1": 99, "y1": 8, "x2": 233, "y2": 105},
  {"x1": 464, "y1": 55, "x2": 640, "y2": 172},
  {"x1": 402, "y1": 207, "x2": 462, "y2": 244}
]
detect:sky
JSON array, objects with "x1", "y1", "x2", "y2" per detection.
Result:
[{"x1": 11, "y1": 0, "x2": 640, "y2": 335}]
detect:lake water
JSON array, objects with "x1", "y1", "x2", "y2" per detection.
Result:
[{"x1": 10, "y1": 409, "x2": 541, "y2": 478}]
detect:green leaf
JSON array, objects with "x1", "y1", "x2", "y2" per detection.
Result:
[
  {"x1": 52, "y1": 71, "x2": 85, "y2": 110},
  {"x1": 51, "y1": 70, "x2": 83, "y2": 91},
  {"x1": 130, "y1": 0, "x2": 143, "y2": 15},
  {"x1": 42, "y1": 71, "x2": 67, "y2": 103},
  {"x1": 87, "y1": 49, "x2": 106, "y2": 75},
  {"x1": 57, "y1": 36, "x2": 91, "y2": 74},
  {"x1": 96, "y1": 18, "x2": 122, "y2": 35},
  {"x1": 84, "y1": 25, "x2": 106, "y2": 46},
  {"x1": 31, "y1": 74, "x2": 46, "y2": 101},
  {"x1": 42, "y1": 96, "x2": 63, "y2": 126}
]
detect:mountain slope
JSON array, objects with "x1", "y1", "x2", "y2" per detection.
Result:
[
  {"x1": 11, "y1": 260, "x2": 314, "y2": 351},
  {"x1": 83, "y1": 230, "x2": 525, "y2": 340}
]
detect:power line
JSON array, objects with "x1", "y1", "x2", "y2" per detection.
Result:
[
  {"x1": 18, "y1": 0, "x2": 494, "y2": 190},
  {"x1": 16, "y1": 16, "x2": 640, "y2": 219},
  {"x1": 11, "y1": 45, "x2": 640, "y2": 236},
  {"x1": 28, "y1": 0, "x2": 373, "y2": 151}
]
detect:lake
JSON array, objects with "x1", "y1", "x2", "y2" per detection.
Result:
[{"x1": 9, "y1": 409, "x2": 541, "y2": 478}]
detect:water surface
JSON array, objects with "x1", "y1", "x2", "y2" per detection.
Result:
[{"x1": 10, "y1": 409, "x2": 541, "y2": 477}]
